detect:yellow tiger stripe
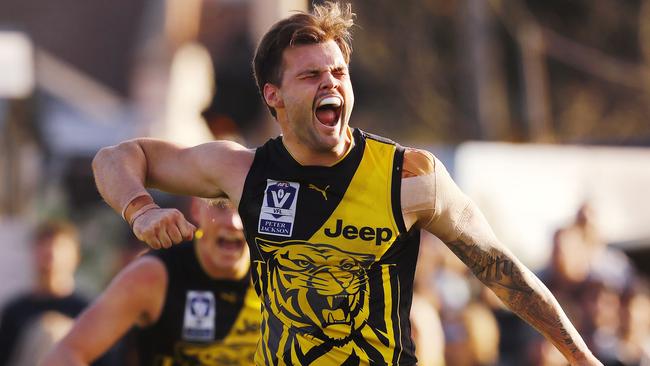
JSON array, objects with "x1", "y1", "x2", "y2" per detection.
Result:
[{"x1": 275, "y1": 325, "x2": 289, "y2": 366}]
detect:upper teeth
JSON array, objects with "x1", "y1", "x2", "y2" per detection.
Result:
[{"x1": 318, "y1": 97, "x2": 342, "y2": 108}]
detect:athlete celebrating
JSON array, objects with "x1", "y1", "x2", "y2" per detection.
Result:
[
  {"x1": 42, "y1": 198, "x2": 260, "y2": 365},
  {"x1": 90, "y1": 2, "x2": 601, "y2": 365}
]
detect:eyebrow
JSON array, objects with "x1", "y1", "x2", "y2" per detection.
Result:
[{"x1": 297, "y1": 65, "x2": 348, "y2": 76}]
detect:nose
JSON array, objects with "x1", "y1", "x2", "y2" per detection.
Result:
[
  {"x1": 320, "y1": 71, "x2": 339, "y2": 90},
  {"x1": 220, "y1": 210, "x2": 243, "y2": 230}
]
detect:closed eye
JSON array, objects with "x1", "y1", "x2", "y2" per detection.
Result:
[
  {"x1": 332, "y1": 69, "x2": 348, "y2": 78},
  {"x1": 298, "y1": 71, "x2": 320, "y2": 80}
]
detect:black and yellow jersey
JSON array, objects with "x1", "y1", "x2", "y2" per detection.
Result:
[
  {"x1": 137, "y1": 241, "x2": 260, "y2": 366},
  {"x1": 239, "y1": 128, "x2": 420, "y2": 365}
]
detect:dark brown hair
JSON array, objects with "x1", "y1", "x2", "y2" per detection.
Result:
[
  {"x1": 253, "y1": 1, "x2": 355, "y2": 118},
  {"x1": 33, "y1": 220, "x2": 79, "y2": 247}
]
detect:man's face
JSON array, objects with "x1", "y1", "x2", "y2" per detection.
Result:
[
  {"x1": 196, "y1": 199, "x2": 248, "y2": 275},
  {"x1": 34, "y1": 233, "x2": 79, "y2": 281},
  {"x1": 266, "y1": 40, "x2": 354, "y2": 154}
]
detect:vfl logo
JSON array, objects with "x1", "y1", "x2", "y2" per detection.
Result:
[
  {"x1": 182, "y1": 291, "x2": 216, "y2": 342},
  {"x1": 308, "y1": 184, "x2": 329, "y2": 200},
  {"x1": 258, "y1": 180, "x2": 299, "y2": 237}
]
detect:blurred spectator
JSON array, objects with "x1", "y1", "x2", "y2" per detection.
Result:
[
  {"x1": 572, "y1": 203, "x2": 635, "y2": 295},
  {"x1": 584, "y1": 281, "x2": 624, "y2": 364},
  {"x1": 444, "y1": 302, "x2": 500, "y2": 366},
  {"x1": 0, "y1": 220, "x2": 86, "y2": 365},
  {"x1": 532, "y1": 338, "x2": 572, "y2": 366},
  {"x1": 537, "y1": 227, "x2": 593, "y2": 333},
  {"x1": 618, "y1": 281, "x2": 650, "y2": 365},
  {"x1": 410, "y1": 292, "x2": 446, "y2": 366},
  {"x1": 414, "y1": 231, "x2": 500, "y2": 366}
]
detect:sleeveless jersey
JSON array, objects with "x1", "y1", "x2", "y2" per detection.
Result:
[
  {"x1": 137, "y1": 241, "x2": 261, "y2": 366},
  {"x1": 238, "y1": 128, "x2": 421, "y2": 365}
]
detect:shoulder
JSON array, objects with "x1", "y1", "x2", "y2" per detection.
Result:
[
  {"x1": 112, "y1": 255, "x2": 168, "y2": 294},
  {"x1": 402, "y1": 148, "x2": 436, "y2": 178},
  {"x1": 358, "y1": 129, "x2": 397, "y2": 145}
]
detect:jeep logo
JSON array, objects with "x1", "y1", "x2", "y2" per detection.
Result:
[{"x1": 324, "y1": 219, "x2": 392, "y2": 245}]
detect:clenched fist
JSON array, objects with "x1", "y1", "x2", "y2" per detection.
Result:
[{"x1": 132, "y1": 207, "x2": 196, "y2": 249}]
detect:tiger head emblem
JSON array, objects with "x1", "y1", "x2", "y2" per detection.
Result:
[{"x1": 256, "y1": 238, "x2": 375, "y2": 344}]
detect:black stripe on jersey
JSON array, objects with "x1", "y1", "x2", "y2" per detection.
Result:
[
  {"x1": 366, "y1": 265, "x2": 390, "y2": 346},
  {"x1": 350, "y1": 332, "x2": 387, "y2": 365},
  {"x1": 302, "y1": 341, "x2": 334, "y2": 364},
  {"x1": 360, "y1": 130, "x2": 398, "y2": 145},
  {"x1": 391, "y1": 145, "x2": 407, "y2": 234},
  {"x1": 386, "y1": 229, "x2": 420, "y2": 365},
  {"x1": 341, "y1": 350, "x2": 362, "y2": 366},
  {"x1": 282, "y1": 335, "x2": 293, "y2": 365},
  {"x1": 260, "y1": 317, "x2": 270, "y2": 365},
  {"x1": 266, "y1": 316, "x2": 283, "y2": 364}
]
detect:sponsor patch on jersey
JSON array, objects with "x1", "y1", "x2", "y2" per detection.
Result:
[
  {"x1": 258, "y1": 180, "x2": 299, "y2": 237},
  {"x1": 182, "y1": 291, "x2": 216, "y2": 342}
]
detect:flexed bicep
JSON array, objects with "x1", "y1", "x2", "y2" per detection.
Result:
[{"x1": 138, "y1": 139, "x2": 254, "y2": 201}]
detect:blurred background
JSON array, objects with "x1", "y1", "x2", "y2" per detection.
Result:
[{"x1": 0, "y1": 0, "x2": 649, "y2": 365}]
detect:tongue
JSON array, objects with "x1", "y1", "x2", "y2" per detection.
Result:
[{"x1": 316, "y1": 109, "x2": 337, "y2": 126}]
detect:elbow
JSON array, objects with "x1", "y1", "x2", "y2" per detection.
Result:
[
  {"x1": 92, "y1": 140, "x2": 141, "y2": 175},
  {"x1": 92, "y1": 145, "x2": 113, "y2": 175}
]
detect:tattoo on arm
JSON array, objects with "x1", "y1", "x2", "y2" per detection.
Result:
[
  {"x1": 446, "y1": 239, "x2": 583, "y2": 358},
  {"x1": 447, "y1": 240, "x2": 532, "y2": 294}
]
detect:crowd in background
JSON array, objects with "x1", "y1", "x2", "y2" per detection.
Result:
[{"x1": 411, "y1": 203, "x2": 650, "y2": 366}]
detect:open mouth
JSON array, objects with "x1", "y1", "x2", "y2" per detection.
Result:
[
  {"x1": 315, "y1": 96, "x2": 343, "y2": 127},
  {"x1": 304, "y1": 292, "x2": 358, "y2": 327},
  {"x1": 321, "y1": 294, "x2": 356, "y2": 325},
  {"x1": 217, "y1": 237, "x2": 245, "y2": 251}
]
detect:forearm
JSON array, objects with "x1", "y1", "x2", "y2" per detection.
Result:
[
  {"x1": 447, "y1": 239, "x2": 597, "y2": 364},
  {"x1": 92, "y1": 140, "x2": 150, "y2": 214},
  {"x1": 415, "y1": 154, "x2": 600, "y2": 364},
  {"x1": 41, "y1": 343, "x2": 87, "y2": 366}
]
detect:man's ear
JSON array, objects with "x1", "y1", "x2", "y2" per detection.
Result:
[{"x1": 263, "y1": 83, "x2": 284, "y2": 109}]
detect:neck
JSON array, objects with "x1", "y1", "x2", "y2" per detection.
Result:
[
  {"x1": 35, "y1": 274, "x2": 75, "y2": 297},
  {"x1": 195, "y1": 240, "x2": 249, "y2": 280},
  {"x1": 282, "y1": 127, "x2": 354, "y2": 166}
]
